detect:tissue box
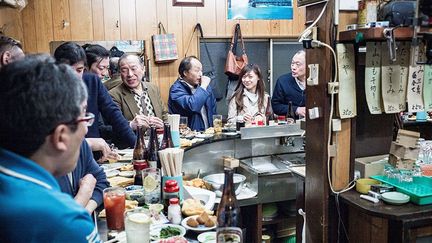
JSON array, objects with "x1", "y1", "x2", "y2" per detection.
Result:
[{"x1": 355, "y1": 155, "x2": 388, "y2": 178}]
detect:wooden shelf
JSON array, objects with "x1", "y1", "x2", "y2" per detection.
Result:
[{"x1": 339, "y1": 27, "x2": 414, "y2": 42}]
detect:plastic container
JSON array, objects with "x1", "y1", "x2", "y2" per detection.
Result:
[
  {"x1": 371, "y1": 175, "x2": 432, "y2": 205},
  {"x1": 167, "y1": 198, "x2": 182, "y2": 224}
]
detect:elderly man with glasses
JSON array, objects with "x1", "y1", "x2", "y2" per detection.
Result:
[
  {"x1": 271, "y1": 50, "x2": 306, "y2": 119},
  {"x1": 0, "y1": 34, "x2": 24, "y2": 69}
]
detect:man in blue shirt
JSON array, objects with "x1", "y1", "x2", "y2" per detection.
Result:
[
  {"x1": 168, "y1": 56, "x2": 217, "y2": 131},
  {"x1": 0, "y1": 55, "x2": 101, "y2": 242},
  {"x1": 272, "y1": 50, "x2": 306, "y2": 119}
]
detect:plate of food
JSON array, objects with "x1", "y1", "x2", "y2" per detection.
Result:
[
  {"x1": 150, "y1": 224, "x2": 186, "y2": 242},
  {"x1": 181, "y1": 212, "x2": 217, "y2": 232}
]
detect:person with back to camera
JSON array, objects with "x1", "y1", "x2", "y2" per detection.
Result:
[
  {"x1": 272, "y1": 50, "x2": 306, "y2": 119},
  {"x1": 227, "y1": 63, "x2": 270, "y2": 124},
  {"x1": 168, "y1": 56, "x2": 217, "y2": 131},
  {"x1": 0, "y1": 54, "x2": 101, "y2": 242}
]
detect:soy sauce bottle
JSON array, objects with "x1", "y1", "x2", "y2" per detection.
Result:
[{"x1": 133, "y1": 126, "x2": 148, "y2": 185}]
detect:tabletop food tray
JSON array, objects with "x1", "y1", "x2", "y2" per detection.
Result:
[{"x1": 371, "y1": 175, "x2": 432, "y2": 205}]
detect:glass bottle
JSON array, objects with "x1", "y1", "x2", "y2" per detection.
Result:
[
  {"x1": 265, "y1": 96, "x2": 275, "y2": 126},
  {"x1": 286, "y1": 101, "x2": 296, "y2": 124},
  {"x1": 148, "y1": 126, "x2": 160, "y2": 169},
  {"x1": 216, "y1": 168, "x2": 243, "y2": 243},
  {"x1": 160, "y1": 123, "x2": 174, "y2": 150},
  {"x1": 133, "y1": 126, "x2": 148, "y2": 186},
  {"x1": 167, "y1": 198, "x2": 182, "y2": 225}
]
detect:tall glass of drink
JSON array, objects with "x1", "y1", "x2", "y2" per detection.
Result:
[
  {"x1": 142, "y1": 167, "x2": 161, "y2": 204},
  {"x1": 103, "y1": 187, "x2": 126, "y2": 232},
  {"x1": 213, "y1": 114, "x2": 223, "y2": 134},
  {"x1": 124, "y1": 208, "x2": 151, "y2": 243}
]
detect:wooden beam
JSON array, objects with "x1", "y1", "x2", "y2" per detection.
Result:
[{"x1": 304, "y1": 1, "x2": 334, "y2": 242}]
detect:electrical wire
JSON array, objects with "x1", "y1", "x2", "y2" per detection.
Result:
[{"x1": 298, "y1": 1, "x2": 329, "y2": 42}]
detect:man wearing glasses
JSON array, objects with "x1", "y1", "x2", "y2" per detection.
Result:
[
  {"x1": 0, "y1": 34, "x2": 24, "y2": 69},
  {"x1": 0, "y1": 55, "x2": 101, "y2": 242},
  {"x1": 272, "y1": 50, "x2": 306, "y2": 119}
]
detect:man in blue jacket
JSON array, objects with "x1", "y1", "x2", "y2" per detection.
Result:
[
  {"x1": 0, "y1": 55, "x2": 101, "y2": 242},
  {"x1": 168, "y1": 56, "x2": 217, "y2": 131},
  {"x1": 272, "y1": 50, "x2": 306, "y2": 119}
]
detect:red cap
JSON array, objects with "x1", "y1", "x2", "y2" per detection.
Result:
[
  {"x1": 133, "y1": 161, "x2": 149, "y2": 170},
  {"x1": 165, "y1": 180, "x2": 178, "y2": 187},
  {"x1": 257, "y1": 120, "x2": 264, "y2": 126},
  {"x1": 169, "y1": 198, "x2": 179, "y2": 205},
  {"x1": 164, "y1": 185, "x2": 179, "y2": 193}
]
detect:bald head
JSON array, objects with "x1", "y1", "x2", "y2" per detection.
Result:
[{"x1": 118, "y1": 54, "x2": 145, "y2": 90}]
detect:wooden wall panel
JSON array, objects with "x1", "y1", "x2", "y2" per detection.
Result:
[
  {"x1": 103, "y1": 0, "x2": 120, "y2": 40},
  {"x1": 33, "y1": 0, "x2": 53, "y2": 52},
  {"x1": 21, "y1": 0, "x2": 37, "y2": 52},
  {"x1": 15, "y1": 0, "x2": 313, "y2": 98},
  {"x1": 0, "y1": 8, "x2": 24, "y2": 41},
  {"x1": 51, "y1": 0, "x2": 71, "y2": 41},
  {"x1": 70, "y1": 0, "x2": 93, "y2": 40},
  {"x1": 91, "y1": 0, "x2": 105, "y2": 40},
  {"x1": 119, "y1": 0, "x2": 137, "y2": 40}
]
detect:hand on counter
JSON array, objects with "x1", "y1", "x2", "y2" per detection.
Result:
[{"x1": 74, "y1": 174, "x2": 96, "y2": 212}]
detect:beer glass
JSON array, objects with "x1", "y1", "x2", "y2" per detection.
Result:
[
  {"x1": 213, "y1": 114, "x2": 223, "y2": 134},
  {"x1": 103, "y1": 187, "x2": 126, "y2": 231}
]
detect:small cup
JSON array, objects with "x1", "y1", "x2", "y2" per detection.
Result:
[{"x1": 124, "y1": 208, "x2": 151, "y2": 243}]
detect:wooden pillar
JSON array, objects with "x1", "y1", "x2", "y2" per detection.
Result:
[{"x1": 304, "y1": 1, "x2": 334, "y2": 242}]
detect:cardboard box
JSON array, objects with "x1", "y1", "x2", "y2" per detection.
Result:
[
  {"x1": 355, "y1": 154, "x2": 388, "y2": 178},
  {"x1": 395, "y1": 129, "x2": 420, "y2": 148},
  {"x1": 390, "y1": 141, "x2": 419, "y2": 161}
]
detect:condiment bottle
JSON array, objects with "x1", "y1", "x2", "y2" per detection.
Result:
[
  {"x1": 277, "y1": 115, "x2": 287, "y2": 125},
  {"x1": 167, "y1": 198, "x2": 182, "y2": 225},
  {"x1": 216, "y1": 168, "x2": 243, "y2": 243},
  {"x1": 163, "y1": 180, "x2": 180, "y2": 214},
  {"x1": 265, "y1": 96, "x2": 275, "y2": 126},
  {"x1": 236, "y1": 115, "x2": 245, "y2": 132}
]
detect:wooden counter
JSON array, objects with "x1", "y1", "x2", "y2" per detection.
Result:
[{"x1": 339, "y1": 190, "x2": 432, "y2": 242}]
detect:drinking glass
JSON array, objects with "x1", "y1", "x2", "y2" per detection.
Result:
[
  {"x1": 103, "y1": 187, "x2": 126, "y2": 231},
  {"x1": 179, "y1": 116, "x2": 188, "y2": 135},
  {"x1": 213, "y1": 114, "x2": 223, "y2": 134},
  {"x1": 124, "y1": 208, "x2": 151, "y2": 243},
  {"x1": 142, "y1": 167, "x2": 161, "y2": 204}
]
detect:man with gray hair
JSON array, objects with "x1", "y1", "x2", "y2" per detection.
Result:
[
  {"x1": 0, "y1": 55, "x2": 101, "y2": 242},
  {"x1": 0, "y1": 34, "x2": 24, "y2": 69}
]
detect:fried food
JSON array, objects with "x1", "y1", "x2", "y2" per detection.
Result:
[
  {"x1": 186, "y1": 217, "x2": 199, "y2": 227},
  {"x1": 197, "y1": 211, "x2": 210, "y2": 225},
  {"x1": 181, "y1": 198, "x2": 213, "y2": 216},
  {"x1": 204, "y1": 218, "x2": 215, "y2": 227},
  {"x1": 183, "y1": 178, "x2": 210, "y2": 190},
  {"x1": 204, "y1": 127, "x2": 214, "y2": 134},
  {"x1": 119, "y1": 164, "x2": 133, "y2": 171}
]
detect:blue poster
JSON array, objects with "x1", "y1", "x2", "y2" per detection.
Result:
[{"x1": 228, "y1": 0, "x2": 293, "y2": 20}]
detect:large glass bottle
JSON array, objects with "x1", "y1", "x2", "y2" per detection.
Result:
[
  {"x1": 286, "y1": 101, "x2": 296, "y2": 124},
  {"x1": 133, "y1": 126, "x2": 148, "y2": 185},
  {"x1": 216, "y1": 168, "x2": 243, "y2": 243},
  {"x1": 148, "y1": 125, "x2": 160, "y2": 169},
  {"x1": 265, "y1": 96, "x2": 275, "y2": 126},
  {"x1": 160, "y1": 123, "x2": 174, "y2": 150}
]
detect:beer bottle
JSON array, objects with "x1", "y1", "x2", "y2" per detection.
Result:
[
  {"x1": 133, "y1": 126, "x2": 148, "y2": 185},
  {"x1": 265, "y1": 96, "x2": 275, "y2": 126},
  {"x1": 286, "y1": 101, "x2": 296, "y2": 124},
  {"x1": 148, "y1": 125, "x2": 160, "y2": 169},
  {"x1": 216, "y1": 168, "x2": 243, "y2": 243},
  {"x1": 160, "y1": 123, "x2": 174, "y2": 150}
]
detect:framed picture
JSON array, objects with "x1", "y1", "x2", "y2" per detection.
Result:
[{"x1": 173, "y1": 0, "x2": 204, "y2": 7}]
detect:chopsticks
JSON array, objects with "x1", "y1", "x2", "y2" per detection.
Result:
[{"x1": 158, "y1": 148, "x2": 184, "y2": 177}]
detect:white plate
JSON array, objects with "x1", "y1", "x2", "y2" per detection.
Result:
[
  {"x1": 119, "y1": 171, "x2": 134, "y2": 178},
  {"x1": 150, "y1": 224, "x2": 186, "y2": 241},
  {"x1": 197, "y1": 231, "x2": 216, "y2": 243},
  {"x1": 181, "y1": 216, "x2": 217, "y2": 232},
  {"x1": 195, "y1": 133, "x2": 214, "y2": 138},
  {"x1": 105, "y1": 169, "x2": 119, "y2": 178},
  {"x1": 381, "y1": 191, "x2": 410, "y2": 205},
  {"x1": 223, "y1": 132, "x2": 238, "y2": 136}
]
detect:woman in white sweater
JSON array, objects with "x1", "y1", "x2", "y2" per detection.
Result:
[{"x1": 227, "y1": 64, "x2": 269, "y2": 124}]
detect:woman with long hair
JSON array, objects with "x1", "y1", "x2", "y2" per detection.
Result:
[{"x1": 227, "y1": 63, "x2": 269, "y2": 124}]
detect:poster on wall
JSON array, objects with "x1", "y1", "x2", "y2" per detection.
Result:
[{"x1": 227, "y1": 0, "x2": 293, "y2": 20}]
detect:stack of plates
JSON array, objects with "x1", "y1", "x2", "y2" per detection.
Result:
[{"x1": 381, "y1": 192, "x2": 410, "y2": 205}]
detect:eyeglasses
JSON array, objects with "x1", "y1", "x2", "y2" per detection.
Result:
[{"x1": 66, "y1": 112, "x2": 95, "y2": 127}]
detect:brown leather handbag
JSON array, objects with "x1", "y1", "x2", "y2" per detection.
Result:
[{"x1": 224, "y1": 24, "x2": 248, "y2": 79}]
